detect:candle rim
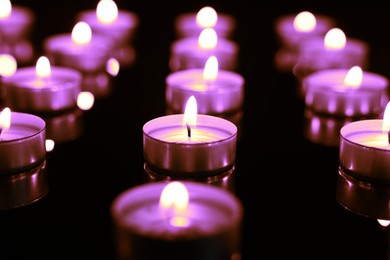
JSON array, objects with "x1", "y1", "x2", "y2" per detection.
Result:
[
  {"x1": 143, "y1": 114, "x2": 237, "y2": 145},
  {"x1": 0, "y1": 112, "x2": 45, "y2": 143}
]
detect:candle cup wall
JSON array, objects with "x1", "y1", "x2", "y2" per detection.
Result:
[
  {"x1": 0, "y1": 112, "x2": 47, "y2": 210},
  {"x1": 143, "y1": 114, "x2": 237, "y2": 190},
  {"x1": 110, "y1": 181, "x2": 243, "y2": 260}
]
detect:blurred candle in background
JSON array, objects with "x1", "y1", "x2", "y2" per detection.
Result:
[
  {"x1": 274, "y1": 11, "x2": 337, "y2": 72},
  {"x1": 143, "y1": 96, "x2": 238, "y2": 191},
  {"x1": 43, "y1": 21, "x2": 115, "y2": 99},
  {"x1": 0, "y1": 0, "x2": 35, "y2": 65},
  {"x1": 166, "y1": 55, "x2": 244, "y2": 137},
  {"x1": 302, "y1": 66, "x2": 389, "y2": 147},
  {"x1": 2, "y1": 56, "x2": 85, "y2": 145},
  {"x1": 111, "y1": 181, "x2": 243, "y2": 260},
  {"x1": 174, "y1": 6, "x2": 236, "y2": 39},
  {"x1": 293, "y1": 27, "x2": 369, "y2": 80},
  {"x1": 170, "y1": 27, "x2": 239, "y2": 72},
  {"x1": 0, "y1": 53, "x2": 17, "y2": 108},
  {"x1": 76, "y1": 0, "x2": 139, "y2": 67},
  {"x1": 0, "y1": 107, "x2": 47, "y2": 210}
]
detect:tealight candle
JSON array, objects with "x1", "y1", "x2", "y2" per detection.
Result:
[
  {"x1": 75, "y1": 0, "x2": 139, "y2": 67},
  {"x1": 143, "y1": 96, "x2": 237, "y2": 186},
  {"x1": 303, "y1": 66, "x2": 388, "y2": 147},
  {"x1": 2, "y1": 56, "x2": 82, "y2": 114},
  {"x1": 43, "y1": 21, "x2": 113, "y2": 98},
  {"x1": 169, "y1": 27, "x2": 238, "y2": 72},
  {"x1": 303, "y1": 66, "x2": 389, "y2": 117},
  {"x1": 166, "y1": 56, "x2": 244, "y2": 123},
  {"x1": 274, "y1": 11, "x2": 337, "y2": 71},
  {"x1": 0, "y1": 0, "x2": 34, "y2": 41},
  {"x1": 174, "y1": 6, "x2": 236, "y2": 39},
  {"x1": 339, "y1": 102, "x2": 390, "y2": 184},
  {"x1": 0, "y1": 107, "x2": 47, "y2": 210},
  {"x1": 293, "y1": 28, "x2": 369, "y2": 79},
  {"x1": 111, "y1": 181, "x2": 243, "y2": 260}
]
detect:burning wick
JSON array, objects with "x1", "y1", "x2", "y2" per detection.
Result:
[{"x1": 186, "y1": 123, "x2": 191, "y2": 138}]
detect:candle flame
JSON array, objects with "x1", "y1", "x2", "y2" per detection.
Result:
[
  {"x1": 72, "y1": 21, "x2": 92, "y2": 45},
  {"x1": 0, "y1": 107, "x2": 11, "y2": 133},
  {"x1": 324, "y1": 28, "x2": 346, "y2": 50},
  {"x1": 343, "y1": 66, "x2": 363, "y2": 89},
  {"x1": 0, "y1": 0, "x2": 11, "y2": 19},
  {"x1": 106, "y1": 57, "x2": 120, "y2": 76},
  {"x1": 77, "y1": 91, "x2": 95, "y2": 110},
  {"x1": 198, "y1": 27, "x2": 218, "y2": 49},
  {"x1": 203, "y1": 55, "x2": 218, "y2": 81},
  {"x1": 159, "y1": 181, "x2": 189, "y2": 227},
  {"x1": 293, "y1": 11, "x2": 316, "y2": 32},
  {"x1": 382, "y1": 101, "x2": 390, "y2": 132},
  {"x1": 45, "y1": 139, "x2": 55, "y2": 152},
  {"x1": 196, "y1": 6, "x2": 218, "y2": 28},
  {"x1": 36, "y1": 56, "x2": 51, "y2": 78},
  {"x1": 0, "y1": 54, "x2": 17, "y2": 77},
  {"x1": 96, "y1": 0, "x2": 118, "y2": 24},
  {"x1": 183, "y1": 95, "x2": 197, "y2": 127}
]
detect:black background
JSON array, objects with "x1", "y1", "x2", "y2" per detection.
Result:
[{"x1": 2, "y1": 0, "x2": 390, "y2": 259}]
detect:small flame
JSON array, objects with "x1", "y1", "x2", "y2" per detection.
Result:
[
  {"x1": 0, "y1": 107, "x2": 11, "y2": 132},
  {"x1": 77, "y1": 91, "x2": 95, "y2": 111},
  {"x1": 45, "y1": 139, "x2": 55, "y2": 152},
  {"x1": 36, "y1": 56, "x2": 51, "y2": 78},
  {"x1": 293, "y1": 11, "x2": 316, "y2": 32},
  {"x1": 106, "y1": 57, "x2": 120, "y2": 76},
  {"x1": 72, "y1": 21, "x2": 92, "y2": 45},
  {"x1": 198, "y1": 27, "x2": 218, "y2": 49},
  {"x1": 382, "y1": 101, "x2": 390, "y2": 132},
  {"x1": 196, "y1": 6, "x2": 218, "y2": 28},
  {"x1": 203, "y1": 55, "x2": 218, "y2": 81},
  {"x1": 343, "y1": 66, "x2": 363, "y2": 89},
  {"x1": 96, "y1": 0, "x2": 118, "y2": 24},
  {"x1": 377, "y1": 219, "x2": 390, "y2": 227},
  {"x1": 324, "y1": 28, "x2": 346, "y2": 50},
  {"x1": 183, "y1": 96, "x2": 197, "y2": 127},
  {"x1": 0, "y1": 0, "x2": 11, "y2": 19},
  {"x1": 159, "y1": 181, "x2": 189, "y2": 227},
  {"x1": 0, "y1": 54, "x2": 17, "y2": 77}
]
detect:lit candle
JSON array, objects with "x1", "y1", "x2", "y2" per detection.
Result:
[
  {"x1": 174, "y1": 6, "x2": 236, "y2": 39},
  {"x1": 294, "y1": 28, "x2": 369, "y2": 79},
  {"x1": 170, "y1": 27, "x2": 238, "y2": 72},
  {"x1": 111, "y1": 181, "x2": 243, "y2": 260},
  {"x1": 274, "y1": 11, "x2": 337, "y2": 71},
  {"x1": 303, "y1": 66, "x2": 388, "y2": 147},
  {"x1": 339, "y1": 101, "x2": 390, "y2": 184},
  {"x1": 0, "y1": 0, "x2": 35, "y2": 64},
  {"x1": 0, "y1": 107, "x2": 47, "y2": 210},
  {"x1": 43, "y1": 21, "x2": 113, "y2": 98},
  {"x1": 2, "y1": 56, "x2": 82, "y2": 114},
  {"x1": 75, "y1": 0, "x2": 139, "y2": 67},
  {"x1": 166, "y1": 55, "x2": 244, "y2": 131},
  {"x1": 143, "y1": 96, "x2": 237, "y2": 185},
  {"x1": 303, "y1": 66, "x2": 389, "y2": 117},
  {"x1": 0, "y1": 53, "x2": 17, "y2": 107}
]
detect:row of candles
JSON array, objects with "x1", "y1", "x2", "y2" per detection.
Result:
[
  {"x1": 274, "y1": 11, "x2": 390, "y2": 225},
  {"x1": 5, "y1": 1, "x2": 390, "y2": 257},
  {"x1": 0, "y1": 2, "x2": 245, "y2": 259}
]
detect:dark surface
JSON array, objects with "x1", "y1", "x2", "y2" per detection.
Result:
[{"x1": 2, "y1": 1, "x2": 390, "y2": 259}]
